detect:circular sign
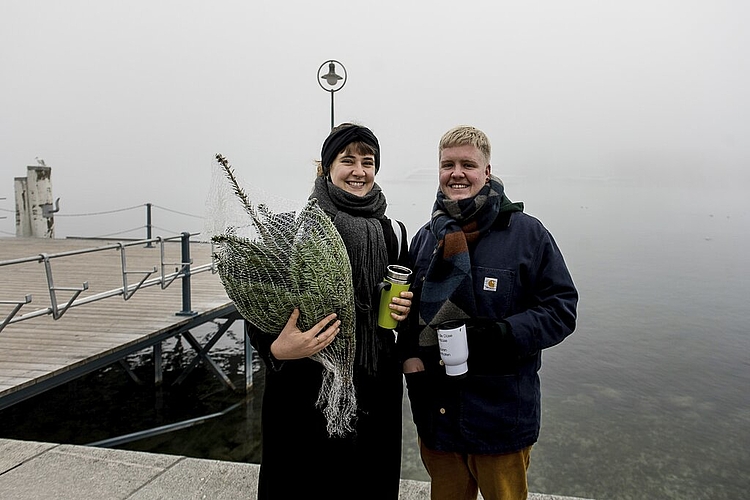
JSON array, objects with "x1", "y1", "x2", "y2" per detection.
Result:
[{"x1": 317, "y1": 60, "x2": 347, "y2": 92}]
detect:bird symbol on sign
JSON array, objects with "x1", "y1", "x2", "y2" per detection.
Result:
[{"x1": 321, "y1": 62, "x2": 343, "y2": 86}]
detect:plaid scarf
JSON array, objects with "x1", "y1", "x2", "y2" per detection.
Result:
[{"x1": 418, "y1": 175, "x2": 524, "y2": 346}]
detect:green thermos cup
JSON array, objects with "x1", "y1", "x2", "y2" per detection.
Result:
[{"x1": 377, "y1": 265, "x2": 412, "y2": 329}]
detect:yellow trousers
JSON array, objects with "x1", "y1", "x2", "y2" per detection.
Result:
[{"x1": 419, "y1": 439, "x2": 532, "y2": 500}]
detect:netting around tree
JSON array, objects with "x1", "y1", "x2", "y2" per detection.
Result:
[{"x1": 202, "y1": 154, "x2": 357, "y2": 437}]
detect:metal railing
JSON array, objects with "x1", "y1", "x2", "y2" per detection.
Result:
[{"x1": 0, "y1": 232, "x2": 217, "y2": 333}]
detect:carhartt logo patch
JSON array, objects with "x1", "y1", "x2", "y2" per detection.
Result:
[{"x1": 483, "y1": 277, "x2": 497, "y2": 292}]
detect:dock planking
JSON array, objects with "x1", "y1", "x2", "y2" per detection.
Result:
[{"x1": 0, "y1": 236, "x2": 236, "y2": 410}]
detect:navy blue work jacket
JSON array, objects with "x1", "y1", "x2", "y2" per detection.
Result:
[{"x1": 398, "y1": 210, "x2": 578, "y2": 454}]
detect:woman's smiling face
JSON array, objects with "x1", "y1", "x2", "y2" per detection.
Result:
[{"x1": 329, "y1": 147, "x2": 376, "y2": 196}]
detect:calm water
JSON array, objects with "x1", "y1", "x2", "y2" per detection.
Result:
[{"x1": 1, "y1": 178, "x2": 748, "y2": 500}]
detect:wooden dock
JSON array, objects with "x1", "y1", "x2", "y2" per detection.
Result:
[{"x1": 0, "y1": 236, "x2": 240, "y2": 411}]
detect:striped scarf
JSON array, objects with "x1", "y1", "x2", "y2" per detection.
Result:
[{"x1": 418, "y1": 175, "x2": 524, "y2": 346}]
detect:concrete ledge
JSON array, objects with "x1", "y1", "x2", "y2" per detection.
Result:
[{"x1": 0, "y1": 438, "x2": 593, "y2": 499}]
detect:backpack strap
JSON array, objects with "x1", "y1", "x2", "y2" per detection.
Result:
[{"x1": 391, "y1": 218, "x2": 407, "y2": 261}]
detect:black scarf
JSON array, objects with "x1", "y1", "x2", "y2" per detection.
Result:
[
  {"x1": 311, "y1": 176, "x2": 389, "y2": 374},
  {"x1": 418, "y1": 175, "x2": 524, "y2": 346}
]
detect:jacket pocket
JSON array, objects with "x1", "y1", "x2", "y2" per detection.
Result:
[
  {"x1": 472, "y1": 267, "x2": 514, "y2": 318},
  {"x1": 460, "y1": 373, "x2": 520, "y2": 440},
  {"x1": 404, "y1": 371, "x2": 436, "y2": 436}
]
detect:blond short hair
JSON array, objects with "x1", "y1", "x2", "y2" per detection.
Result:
[{"x1": 439, "y1": 125, "x2": 491, "y2": 164}]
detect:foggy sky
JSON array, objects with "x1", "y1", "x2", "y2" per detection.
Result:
[{"x1": 1, "y1": 0, "x2": 748, "y2": 238}]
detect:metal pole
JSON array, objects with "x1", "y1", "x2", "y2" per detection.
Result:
[
  {"x1": 176, "y1": 231, "x2": 196, "y2": 316},
  {"x1": 318, "y1": 60, "x2": 346, "y2": 131},
  {"x1": 86, "y1": 402, "x2": 243, "y2": 448},
  {"x1": 153, "y1": 342, "x2": 163, "y2": 386},
  {"x1": 330, "y1": 90, "x2": 335, "y2": 129},
  {"x1": 146, "y1": 203, "x2": 153, "y2": 247},
  {"x1": 244, "y1": 320, "x2": 254, "y2": 391}
]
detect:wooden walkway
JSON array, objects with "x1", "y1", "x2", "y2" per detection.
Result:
[{"x1": 0, "y1": 236, "x2": 238, "y2": 410}]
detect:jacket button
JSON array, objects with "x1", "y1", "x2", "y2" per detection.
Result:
[{"x1": 439, "y1": 408, "x2": 446, "y2": 415}]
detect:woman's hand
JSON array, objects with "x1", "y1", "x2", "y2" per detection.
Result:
[
  {"x1": 270, "y1": 308, "x2": 340, "y2": 360},
  {"x1": 389, "y1": 290, "x2": 414, "y2": 322}
]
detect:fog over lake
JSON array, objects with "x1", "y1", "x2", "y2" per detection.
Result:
[{"x1": 1, "y1": 2, "x2": 748, "y2": 499}]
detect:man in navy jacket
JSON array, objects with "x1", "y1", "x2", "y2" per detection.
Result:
[{"x1": 398, "y1": 125, "x2": 578, "y2": 500}]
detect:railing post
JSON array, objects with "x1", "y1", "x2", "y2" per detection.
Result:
[
  {"x1": 176, "y1": 232, "x2": 196, "y2": 316},
  {"x1": 145, "y1": 203, "x2": 154, "y2": 248}
]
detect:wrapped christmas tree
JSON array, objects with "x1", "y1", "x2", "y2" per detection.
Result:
[{"x1": 204, "y1": 154, "x2": 357, "y2": 436}]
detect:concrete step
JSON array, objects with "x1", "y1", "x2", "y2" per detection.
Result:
[{"x1": 0, "y1": 438, "x2": 594, "y2": 500}]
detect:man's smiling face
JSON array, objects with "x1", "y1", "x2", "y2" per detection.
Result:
[{"x1": 439, "y1": 144, "x2": 491, "y2": 201}]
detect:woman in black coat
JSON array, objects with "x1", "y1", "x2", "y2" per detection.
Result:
[{"x1": 249, "y1": 123, "x2": 412, "y2": 500}]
